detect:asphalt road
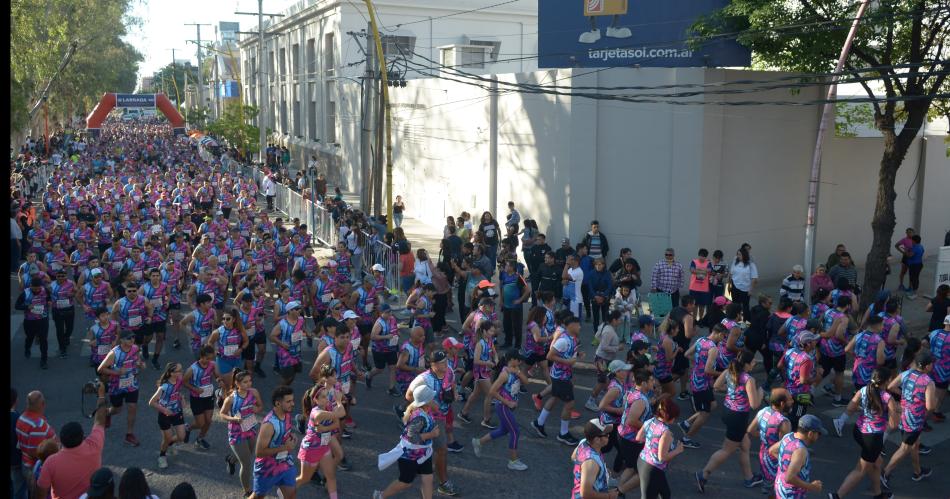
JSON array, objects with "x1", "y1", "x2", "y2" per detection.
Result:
[{"x1": 10, "y1": 276, "x2": 948, "y2": 498}]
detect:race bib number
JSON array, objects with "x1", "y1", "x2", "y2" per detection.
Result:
[
  {"x1": 133, "y1": 271, "x2": 143, "y2": 280},
  {"x1": 184, "y1": 229, "x2": 192, "y2": 235},
  {"x1": 150, "y1": 298, "x2": 163, "y2": 309},
  {"x1": 224, "y1": 344, "x2": 239, "y2": 357},
  {"x1": 31, "y1": 305, "x2": 45, "y2": 315},
  {"x1": 321, "y1": 293, "x2": 333, "y2": 304},
  {"x1": 342, "y1": 380, "x2": 351, "y2": 394},
  {"x1": 118, "y1": 376, "x2": 134, "y2": 389},
  {"x1": 510, "y1": 380, "x2": 521, "y2": 394},
  {"x1": 112, "y1": 261, "x2": 123, "y2": 270},
  {"x1": 264, "y1": 262, "x2": 274, "y2": 271},
  {"x1": 103, "y1": 226, "x2": 111, "y2": 233},
  {"x1": 232, "y1": 250, "x2": 242, "y2": 259},
  {"x1": 275, "y1": 451, "x2": 289, "y2": 461},
  {"x1": 257, "y1": 264, "x2": 264, "y2": 272},
  {"x1": 56, "y1": 299, "x2": 70, "y2": 308},
  {"x1": 320, "y1": 432, "x2": 331, "y2": 446},
  {"x1": 97, "y1": 344, "x2": 111, "y2": 356},
  {"x1": 350, "y1": 337, "x2": 360, "y2": 349},
  {"x1": 240, "y1": 414, "x2": 258, "y2": 432},
  {"x1": 51, "y1": 262, "x2": 62, "y2": 271},
  {"x1": 175, "y1": 252, "x2": 185, "y2": 261},
  {"x1": 365, "y1": 303, "x2": 375, "y2": 313},
  {"x1": 199, "y1": 384, "x2": 213, "y2": 398},
  {"x1": 241, "y1": 230, "x2": 250, "y2": 237},
  {"x1": 129, "y1": 315, "x2": 142, "y2": 327},
  {"x1": 388, "y1": 334, "x2": 399, "y2": 347},
  {"x1": 291, "y1": 330, "x2": 304, "y2": 344}
]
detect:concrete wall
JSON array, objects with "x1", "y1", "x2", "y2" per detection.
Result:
[{"x1": 337, "y1": 67, "x2": 950, "y2": 282}]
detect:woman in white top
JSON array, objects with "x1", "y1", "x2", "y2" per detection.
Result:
[
  {"x1": 729, "y1": 247, "x2": 758, "y2": 319},
  {"x1": 414, "y1": 248, "x2": 433, "y2": 285}
]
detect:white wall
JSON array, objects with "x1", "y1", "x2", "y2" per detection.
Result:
[{"x1": 338, "y1": 66, "x2": 950, "y2": 281}]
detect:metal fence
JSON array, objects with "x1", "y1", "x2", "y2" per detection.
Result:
[{"x1": 358, "y1": 230, "x2": 400, "y2": 293}]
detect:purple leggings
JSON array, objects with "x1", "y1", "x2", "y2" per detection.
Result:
[{"x1": 489, "y1": 403, "x2": 520, "y2": 449}]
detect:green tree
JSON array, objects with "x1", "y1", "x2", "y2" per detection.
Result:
[
  {"x1": 152, "y1": 62, "x2": 199, "y2": 106},
  {"x1": 206, "y1": 102, "x2": 262, "y2": 159},
  {"x1": 694, "y1": 0, "x2": 949, "y2": 308}
]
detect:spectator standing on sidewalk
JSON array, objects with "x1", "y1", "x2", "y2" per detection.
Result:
[
  {"x1": 261, "y1": 174, "x2": 277, "y2": 212},
  {"x1": 392, "y1": 196, "x2": 405, "y2": 228},
  {"x1": 902, "y1": 235, "x2": 925, "y2": 300},
  {"x1": 581, "y1": 220, "x2": 610, "y2": 261},
  {"x1": 505, "y1": 201, "x2": 521, "y2": 231},
  {"x1": 828, "y1": 252, "x2": 859, "y2": 295},
  {"x1": 651, "y1": 248, "x2": 684, "y2": 309},
  {"x1": 780, "y1": 265, "x2": 806, "y2": 303},
  {"x1": 729, "y1": 248, "x2": 758, "y2": 319}
]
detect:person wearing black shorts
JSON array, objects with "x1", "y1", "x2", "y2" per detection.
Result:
[
  {"x1": 531, "y1": 315, "x2": 582, "y2": 445},
  {"x1": 97, "y1": 330, "x2": 144, "y2": 447},
  {"x1": 614, "y1": 368, "x2": 654, "y2": 493},
  {"x1": 375, "y1": 384, "x2": 439, "y2": 498},
  {"x1": 367, "y1": 305, "x2": 401, "y2": 396}
]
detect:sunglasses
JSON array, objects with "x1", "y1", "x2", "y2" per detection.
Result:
[{"x1": 223, "y1": 317, "x2": 234, "y2": 322}]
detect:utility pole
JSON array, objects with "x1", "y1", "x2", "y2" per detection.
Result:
[
  {"x1": 237, "y1": 5, "x2": 284, "y2": 165},
  {"x1": 185, "y1": 23, "x2": 212, "y2": 115},
  {"x1": 166, "y1": 48, "x2": 183, "y2": 107},
  {"x1": 361, "y1": 25, "x2": 375, "y2": 214},
  {"x1": 363, "y1": 0, "x2": 394, "y2": 232},
  {"x1": 802, "y1": 0, "x2": 872, "y2": 300}
]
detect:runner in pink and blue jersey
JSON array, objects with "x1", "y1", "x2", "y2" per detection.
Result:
[
  {"x1": 882, "y1": 351, "x2": 937, "y2": 484},
  {"x1": 250, "y1": 386, "x2": 298, "y2": 499},
  {"x1": 471, "y1": 348, "x2": 531, "y2": 471},
  {"x1": 571, "y1": 419, "x2": 619, "y2": 499},
  {"x1": 769, "y1": 414, "x2": 825, "y2": 499},
  {"x1": 636, "y1": 398, "x2": 684, "y2": 499},
  {"x1": 748, "y1": 388, "x2": 792, "y2": 495},
  {"x1": 679, "y1": 323, "x2": 725, "y2": 449},
  {"x1": 924, "y1": 315, "x2": 950, "y2": 421}
]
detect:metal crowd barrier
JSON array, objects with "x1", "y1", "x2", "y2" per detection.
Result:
[{"x1": 359, "y1": 230, "x2": 400, "y2": 294}]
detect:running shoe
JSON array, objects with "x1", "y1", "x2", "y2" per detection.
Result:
[
  {"x1": 569, "y1": 410, "x2": 581, "y2": 420},
  {"x1": 532, "y1": 393, "x2": 543, "y2": 411},
  {"x1": 341, "y1": 429, "x2": 353, "y2": 439},
  {"x1": 557, "y1": 433, "x2": 579, "y2": 446},
  {"x1": 918, "y1": 444, "x2": 932, "y2": 455},
  {"x1": 912, "y1": 467, "x2": 931, "y2": 481},
  {"x1": 151, "y1": 357, "x2": 160, "y2": 370},
  {"x1": 879, "y1": 472, "x2": 891, "y2": 490},
  {"x1": 678, "y1": 420, "x2": 691, "y2": 433},
  {"x1": 158, "y1": 455, "x2": 168, "y2": 469},
  {"x1": 695, "y1": 471, "x2": 707, "y2": 493},
  {"x1": 822, "y1": 384, "x2": 835, "y2": 396},
  {"x1": 471, "y1": 437, "x2": 482, "y2": 457},
  {"x1": 60, "y1": 351, "x2": 68, "y2": 359},
  {"x1": 124, "y1": 433, "x2": 140, "y2": 447},
  {"x1": 226, "y1": 455, "x2": 236, "y2": 475},
  {"x1": 365, "y1": 373, "x2": 373, "y2": 389},
  {"x1": 437, "y1": 480, "x2": 459, "y2": 496},
  {"x1": 344, "y1": 416, "x2": 356, "y2": 428},
  {"x1": 447, "y1": 441, "x2": 464, "y2": 453},
  {"x1": 393, "y1": 405, "x2": 404, "y2": 420},
  {"x1": 196, "y1": 438, "x2": 211, "y2": 450},
  {"x1": 933, "y1": 411, "x2": 946, "y2": 423},
  {"x1": 457, "y1": 413, "x2": 473, "y2": 424},
  {"x1": 481, "y1": 420, "x2": 497, "y2": 430},
  {"x1": 531, "y1": 420, "x2": 547, "y2": 438},
  {"x1": 831, "y1": 397, "x2": 848, "y2": 408},
  {"x1": 827, "y1": 493, "x2": 840, "y2": 499},
  {"x1": 584, "y1": 398, "x2": 599, "y2": 412},
  {"x1": 387, "y1": 387, "x2": 401, "y2": 397},
  {"x1": 677, "y1": 391, "x2": 690, "y2": 401},
  {"x1": 833, "y1": 417, "x2": 844, "y2": 438},
  {"x1": 373, "y1": 491, "x2": 383, "y2": 499},
  {"x1": 337, "y1": 458, "x2": 352, "y2": 471},
  {"x1": 744, "y1": 474, "x2": 764, "y2": 488},
  {"x1": 871, "y1": 493, "x2": 893, "y2": 499},
  {"x1": 507, "y1": 459, "x2": 528, "y2": 471},
  {"x1": 519, "y1": 385, "x2": 528, "y2": 394},
  {"x1": 680, "y1": 437, "x2": 700, "y2": 449}
]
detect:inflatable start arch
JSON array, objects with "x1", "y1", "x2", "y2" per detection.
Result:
[{"x1": 85, "y1": 93, "x2": 186, "y2": 136}]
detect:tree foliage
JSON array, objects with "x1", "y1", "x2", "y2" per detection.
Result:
[
  {"x1": 10, "y1": 0, "x2": 143, "y2": 134},
  {"x1": 693, "y1": 0, "x2": 950, "y2": 307},
  {"x1": 151, "y1": 62, "x2": 200, "y2": 106},
  {"x1": 206, "y1": 102, "x2": 262, "y2": 158}
]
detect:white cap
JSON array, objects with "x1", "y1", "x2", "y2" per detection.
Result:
[
  {"x1": 945, "y1": 314, "x2": 950, "y2": 325},
  {"x1": 371, "y1": 263, "x2": 385, "y2": 272},
  {"x1": 792, "y1": 264, "x2": 804, "y2": 273},
  {"x1": 342, "y1": 310, "x2": 359, "y2": 320},
  {"x1": 286, "y1": 301, "x2": 301, "y2": 311},
  {"x1": 409, "y1": 385, "x2": 435, "y2": 409}
]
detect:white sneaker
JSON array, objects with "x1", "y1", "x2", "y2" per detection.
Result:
[
  {"x1": 472, "y1": 437, "x2": 482, "y2": 458},
  {"x1": 584, "y1": 398, "x2": 599, "y2": 412},
  {"x1": 606, "y1": 26, "x2": 632, "y2": 38},
  {"x1": 833, "y1": 416, "x2": 844, "y2": 438},
  {"x1": 158, "y1": 455, "x2": 168, "y2": 469},
  {"x1": 579, "y1": 29, "x2": 601, "y2": 44},
  {"x1": 372, "y1": 491, "x2": 383, "y2": 499},
  {"x1": 507, "y1": 459, "x2": 528, "y2": 471}
]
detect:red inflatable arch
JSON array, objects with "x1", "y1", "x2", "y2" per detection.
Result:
[{"x1": 85, "y1": 93, "x2": 186, "y2": 136}]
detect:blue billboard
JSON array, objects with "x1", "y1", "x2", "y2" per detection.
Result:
[
  {"x1": 116, "y1": 93, "x2": 156, "y2": 107},
  {"x1": 538, "y1": 0, "x2": 751, "y2": 68},
  {"x1": 218, "y1": 81, "x2": 241, "y2": 98}
]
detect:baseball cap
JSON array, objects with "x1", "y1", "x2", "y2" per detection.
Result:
[
  {"x1": 713, "y1": 296, "x2": 731, "y2": 306},
  {"x1": 328, "y1": 299, "x2": 342, "y2": 309},
  {"x1": 372, "y1": 263, "x2": 385, "y2": 272},
  {"x1": 342, "y1": 310, "x2": 359, "y2": 320},
  {"x1": 120, "y1": 330, "x2": 135, "y2": 340},
  {"x1": 409, "y1": 385, "x2": 435, "y2": 408},
  {"x1": 477, "y1": 279, "x2": 495, "y2": 289},
  {"x1": 797, "y1": 331, "x2": 820, "y2": 346},
  {"x1": 442, "y1": 337, "x2": 462, "y2": 350},
  {"x1": 380, "y1": 303, "x2": 391, "y2": 312},
  {"x1": 607, "y1": 360, "x2": 633, "y2": 373},
  {"x1": 286, "y1": 301, "x2": 301, "y2": 311},
  {"x1": 86, "y1": 467, "x2": 115, "y2": 497},
  {"x1": 327, "y1": 260, "x2": 338, "y2": 267},
  {"x1": 944, "y1": 314, "x2": 950, "y2": 325},
  {"x1": 430, "y1": 350, "x2": 447, "y2": 363},
  {"x1": 638, "y1": 315, "x2": 654, "y2": 327},
  {"x1": 91, "y1": 268, "x2": 103, "y2": 276},
  {"x1": 215, "y1": 210, "x2": 223, "y2": 216},
  {"x1": 797, "y1": 414, "x2": 828, "y2": 435},
  {"x1": 585, "y1": 418, "x2": 613, "y2": 437},
  {"x1": 630, "y1": 340, "x2": 651, "y2": 353}
]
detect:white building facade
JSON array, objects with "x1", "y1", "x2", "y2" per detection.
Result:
[{"x1": 238, "y1": 0, "x2": 539, "y2": 183}]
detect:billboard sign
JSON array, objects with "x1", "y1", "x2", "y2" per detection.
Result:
[
  {"x1": 116, "y1": 94, "x2": 156, "y2": 107},
  {"x1": 538, "y1": 0, "x2": 751, "y2": 68}
]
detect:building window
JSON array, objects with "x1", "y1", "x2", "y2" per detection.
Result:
[
  {"x1": 279, "y1": 48, "x2": 286, "y2": 81},
  {"x1": 280, "y1": 100, "x2": 287, "y2": 133},
  {"x1": 292, "y1": 43, "x2": 300, "y2": 80},
  {"x1": 307, "y1": 38, "x2": 316, "y2": 78},
  {"x1": 325, "y1": 81, "x2": 336, "y2": 143},
  {"x1": 324, "y1": 33, "x2": 335, "y2": 74},
  {"x1": 293, "y1": 83, "x2": 301, "y2": 136},
  {"x1": 268, "y1": 51, "x2": 275, "y2": 82},
  {"x1": 382, "y1": 35, "x2": 415, "y2": 58},
  {"x1": 309, "y1": 82, "x2": 318, "y2": 141}
]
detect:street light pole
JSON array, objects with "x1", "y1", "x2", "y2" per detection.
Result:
[
  {"x1": 236, "y1": 6, "x2": 283, "y2": 166},
  {"x1": 362, "y1": 0, "x2": 394, "y2": 232}
]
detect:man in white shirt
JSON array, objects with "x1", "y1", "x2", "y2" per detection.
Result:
[
  {"x1": 261, "y1": 174, "x2": 277, "y2": 211},
  {"x1": 563, "y1": 254, "x2": 584, "y2": 319}
]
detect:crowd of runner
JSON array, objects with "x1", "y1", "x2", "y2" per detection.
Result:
[{"x1": 9, "y1": 118, "x2": 950, "y2": 499}]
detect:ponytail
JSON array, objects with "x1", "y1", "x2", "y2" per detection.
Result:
[
  {"x1": 728, "y1": 351, "x2": 755, "y2": 386},
  {"x1": 867, "y1": 367, "x2": 889, "y2": 416}
]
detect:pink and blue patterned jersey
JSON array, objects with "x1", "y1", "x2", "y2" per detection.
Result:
[
  {"x1": 724, "y1": 371, "x2": 752, "y2": 412},
  {"x1": 856, "y1": 387, "x2": 891, "y2": 434},
  {"x1": 774, "y1": 433, "x2": 810, "y2": 499},
  {"x1": 898, "y1": 369, "x2": 932, "y2": 432},
  {"x1": 571, "y1": 440, "x2": 608, "y2": 499},
  {"x1": 638, "y1": 417, "x2": 672, "y2": 470},
  {"x1": 851, "y1": 331, "x2": 883, "y2": 387},
  {"x1": 598, "y1": 379, "x2": 625, "y2": 425},
  {"x1": 690, "y1": 336, "x2": 717, "y2": 392},
  {"x1": 928, "y1": 329, "x2": 950, "y2": 383},
  {"x1": 755, "y1": 406, "x2": 787, "y2": 481},
  {"x1": 618, "y1": 388, "x2": 651, "y2": 442},
  {"x1": 253, "y1": 411, "x2": 295, "y2": 477},
  {"x1": 227, "y1": 389, "x2": 259, "y2": 444},
  {"x1": 818, "y1": 308, "x2": 850, "y2": 358}
]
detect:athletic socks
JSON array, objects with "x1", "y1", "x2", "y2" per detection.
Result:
[
  {"x1": 560, "y1": 419, "x2": 569, "y2": 435},
  {"x1": 538, "y1": 409, "x2": 551, "y2": 426}
]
